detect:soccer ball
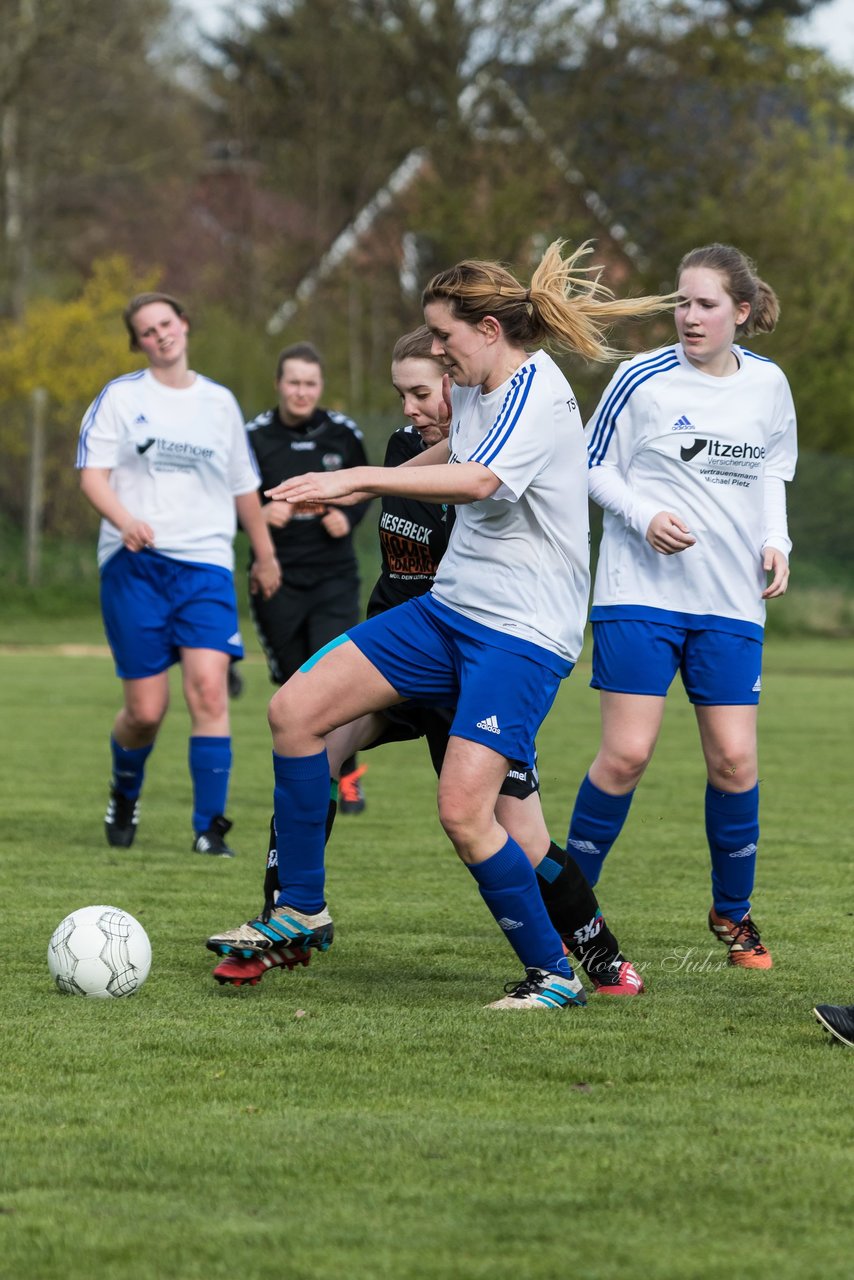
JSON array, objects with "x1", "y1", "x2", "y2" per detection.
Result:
[{"x1": 47, "y1": 905, "x2": 151, "y2": 998}]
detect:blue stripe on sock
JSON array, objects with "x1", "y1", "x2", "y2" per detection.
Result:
[{"x1": 536, "y1": 855, "x2": 563, "y2": 885}]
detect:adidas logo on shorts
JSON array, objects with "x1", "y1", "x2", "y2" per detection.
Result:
[{"x1": 476, "y1": 714, "x2": 500, "y2": 734}]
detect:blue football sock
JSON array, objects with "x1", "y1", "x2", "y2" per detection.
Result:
[
  {"x1": 706, "y1": 782, "x2": 759, "y2": 921},
  {"x1": 469, "y1": 836, "x2": 570, "y2": 975},
  {"x1": 566, "y1": 774, "x2": 635, "y2": 886},
  {"x1": 189, "y1": 736, "x2": 232, "y2": 834},
  {"x1": 111, "y1": 737, "x2": 153, "y2": 801},
  {"x1": 273, "y1": 749, "x2": 330, "y2": 914}
]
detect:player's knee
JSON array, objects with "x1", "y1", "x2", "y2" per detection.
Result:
[
  {"x1": 438, "y1": 805, "x2": 461, "y2": 846},
  {"x1": 438, "y1": 809, "x2": 477, "y2": 856},
  {"x1": 598, "y1": 741, "x2": 652, "y2": 790},
  {"x1": 268, "y1": 684, "x2": 293, "y2": 738},
  {"x1": 187, "y1": 675, "x2": 227, "y2": 721},
  {"x1": 437, "y1": 792, "x2": 491, "y2": 857},
  {"x1": 123, "y1": 705, "x2": 165, "y2": 738},
  {"x1": 268, "y1": 679, "x2": 322, "y2": 747},
  {"x1": 707, "y1": 747, "x2": 756, "y2": 788}
]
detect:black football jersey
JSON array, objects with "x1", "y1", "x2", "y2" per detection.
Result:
[
  {"x1": 367, "y1": 426, "x2": 455, "y2": 617},
  {"x1": 246, "y1": 406, "x2": 370, "y2": 582}
]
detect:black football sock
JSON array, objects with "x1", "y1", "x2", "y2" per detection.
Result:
[
  {"x1": 536, "y1": 841, "x2": 624, "y2": 977},
  {"x1": 325, "y1": 783, "x2": 339, "y2": 842},
  {"x1": 262, "y1": 814, "x2": 278, "y2": 919}
]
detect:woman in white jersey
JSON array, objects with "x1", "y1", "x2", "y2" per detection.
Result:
[
  {"x1": 566, "y1": 244, "x2": 797, "y2": 969},
  {"x1": 77, "y1": 292, "x2": 281, "y2": 856},
  {"x1": 218, "y1": 242, "x2": 666, "y2": 1011},
  {"x1": 207, "y1": 326, "x2": 644, "y2": 998}
]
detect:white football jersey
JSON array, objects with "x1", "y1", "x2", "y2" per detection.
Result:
[
  {"x1": 431, "y1": 349, "x2": 590, "y2": 667},
  {"x1": 76, "y1": 369, "x2": 260, "y2": 570},
  {"x1": 586, "y1": 343, "x2": 797, "y2": 637}
]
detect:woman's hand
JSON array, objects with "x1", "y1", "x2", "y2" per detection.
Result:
[
  {"x1": 264, "y1": 501, "x2": 294, "y2": 528},
  {"x1": 762, "y1": 547, "x2": 789, "y2": 599},
  {"x1": 440, "y1": 374, "x2": 453, "y2": 426},
  {"x1": 120, "y1": 518, "x2": 156, "y2": 552},
  {"x1": 646, "y1": 511, "x2": 696, "y2": 555},
  {"x1": 267, "y1": 470, "x2": 359, "y2": 505},
  {"x1": 250, "y1": 554, "x2": 282, "y2": 599},
  {"x1": 264, "y1": 500, "x2": 327, "y2": 528},
  {"x1": 321, "y1": 508, "x2": 351, "y2": 539}
]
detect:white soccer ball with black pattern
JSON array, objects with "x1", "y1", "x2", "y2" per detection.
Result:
[{"x1": 47, "y1": 905, "x2": 151, "y2": 998}]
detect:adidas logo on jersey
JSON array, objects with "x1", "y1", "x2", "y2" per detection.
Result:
[
  {"x1": 133, "y1": 413, "x2": 149, "y2": 425},
  {"x1": 476, "y1": 714, "x2": 500, "y2": 734},
  {"x1": 672, "y1": 414, "x2": 695, "y2": 431}
]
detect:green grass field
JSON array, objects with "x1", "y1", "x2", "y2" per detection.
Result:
[{"x1": 1, "y1": 638, "x2": 853, "y2": 1280}]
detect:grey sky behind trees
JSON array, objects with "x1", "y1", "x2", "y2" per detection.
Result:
[{"x1": 179, "y1": 0, "x2": 854, "y2": 69}]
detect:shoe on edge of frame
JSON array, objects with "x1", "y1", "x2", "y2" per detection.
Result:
[
  {"x1": 590, "y1": 959, "x2": 645, "y2": 996},
  {"x1": 813, "y1": 1004, "x2": 854, "y2": 1047},
  {"x1": 708, "y1": 907, "x2": 773, "y2": 969},
  {"x1": 206, "y1": 902, "x2": 335, "y2": 958},
  {"x1": 486, "y1": 966, "x2": 587, "y2": 1010},
  {"x1": 339, "y1": 764, "x2": 368, "y2": 814},
  {"x1": 212, "y1": 946, "x2": 311, "y2": 987},
  {"x1": 193, "y1": 814, "x2": 237, "y2": 858},
  {"x1": 105, "y1": 785, "x2": 140, "y2": 848}
]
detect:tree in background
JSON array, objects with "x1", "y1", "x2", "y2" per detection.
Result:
[
  {"x1": 202, "y1": 1, "x2": 651, "y2": 414},
  {"x1": 198, "y1": 0, "x2": 854, "y2": 450},
  {"x1": 0, "y1": 0, "x2": 850, "y2": 611},
  {"x1": 2, "y1": 0, "x2": 853, "y2": 458},
  {"x1": 0, "y1": 0, "x2": 205, "y2": 320},
  {"x1": 554, "y1": 1, "x2": 854, "y2": 444},
  {"x1": 203, "y1": 0, "x2": 470, "y2": 315},
  {"x1": 0, "y1": 256, "x2": 154, "y2": 541}
]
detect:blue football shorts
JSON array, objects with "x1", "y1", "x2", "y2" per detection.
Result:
[
  {"x1": 365, "y1": 701, "x2": 540, "y2": 797},
  {"x1": 591, "y1": 619, "x2": 763, "y2": 706},
  {"x1": 100, "y1": 548, "x2": 243, "y2": 680},
  {"x1": 341, "y1": 593, "x2": 568, "y2": 769}
]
